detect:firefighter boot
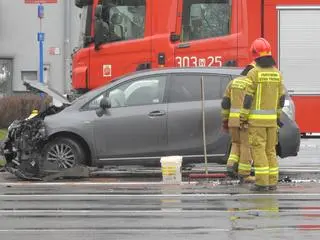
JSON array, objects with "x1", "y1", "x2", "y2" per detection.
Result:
[
  {"x1": 250, "y1": 184, "x2": 269, "y2": 192},
  {"x1": 269, "y1": 186, "x2": 277, "y2": 191},
  {"x1": 226, "y1": 128, "x2": 241, "y2": 178}
]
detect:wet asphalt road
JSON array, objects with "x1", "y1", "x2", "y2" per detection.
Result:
[
  {"x1": 0, "y1": 138, "x2": 319, "y2": 240},
  {"x1": 1, "y1": 182, "x2": 320, "y2": 240}
]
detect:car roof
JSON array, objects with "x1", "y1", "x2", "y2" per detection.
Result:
[
  {"x1": 113, "y1": 67, "x2": 243, "y2": 81},
  {"x1": 72, "y1": 67, "x2": 244, "y2": 106}
]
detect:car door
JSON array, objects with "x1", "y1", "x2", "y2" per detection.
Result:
[
  {"x1": 90, "y1": 74, "x2": 168, "y2": 164},
  {"x1": 166, "y1": 72, "x2": 231, "y2": 162}
]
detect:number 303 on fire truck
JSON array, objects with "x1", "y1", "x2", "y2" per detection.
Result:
[{"x1": 175, "y1": 56, "x2": 222, "y2": 67}]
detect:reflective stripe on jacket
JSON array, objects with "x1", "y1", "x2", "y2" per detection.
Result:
[
  {"x1": 240, "y1": 66, "x2": 285, "y2": 127},
  {"x1": 221, "y1": 76, "x2": 252, "y2": 127}
]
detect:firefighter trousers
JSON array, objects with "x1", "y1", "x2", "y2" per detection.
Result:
[
  {"x1": 226, "y1": 127, "x2": 252, "y2": 176},
  {"x1": 248, "y1": 127, "x2": 279, "y2": 187}
]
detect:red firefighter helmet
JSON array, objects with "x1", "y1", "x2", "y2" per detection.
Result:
[{"x1": 250, "y1": 38, "x2": 272, "y2": 59}]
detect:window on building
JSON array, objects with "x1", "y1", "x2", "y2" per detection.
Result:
[
  {"x1": 181, "y1": 0, "x2": 231, "y2": 42},
  {"x1": 0, "y1": 59, "x2": 12, "y2": 96},
  {"x1": 21, "y1": 71, "x2": 37, "y2": 81},
  {"x1": 99, "y1": 0, "x2": 146, "y2": 43}
]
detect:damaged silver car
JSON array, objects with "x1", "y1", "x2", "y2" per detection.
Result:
[
  {"x1": 0, "y1": 67, "x2": 301, "y2": 180},
  {"x1": 1, "y1": 82, "x2": 71, "y2": 180}
]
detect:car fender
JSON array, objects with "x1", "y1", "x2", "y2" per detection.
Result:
[{"x1": 45, "y1": 126, "x2": 98, "y2": 164}]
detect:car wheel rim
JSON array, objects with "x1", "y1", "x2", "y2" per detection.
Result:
[{"x1": 47, "y1": 143, "x2": 76, "y2": 168}]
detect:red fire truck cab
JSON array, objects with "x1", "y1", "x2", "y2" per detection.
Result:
[{"x1": 72, "y1": 0, "x2": 320, "y2": 134}]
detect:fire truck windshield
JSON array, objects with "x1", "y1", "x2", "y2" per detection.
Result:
[
  {"x1": 97, "y1": 1, "x2": 146, "y2": 43},
  {"x1": 78, "y1": 6, "x2": 89, "y2": 48}
]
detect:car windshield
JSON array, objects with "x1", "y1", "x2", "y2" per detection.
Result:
[{"x1": 70, "y1": 74, "x2": 127, "y2": 105}]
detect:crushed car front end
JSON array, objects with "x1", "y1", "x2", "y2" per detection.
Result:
[
  {"x1": 1, "y1": 105, "x2": 67, "y2": 180},
  {"x1": 0, "y1": 80, "x2": 71, "y2": 180}
]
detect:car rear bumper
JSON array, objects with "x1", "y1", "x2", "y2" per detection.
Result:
[{"x1": 277, "y1": 114, "x2": 301, "y2": 158}]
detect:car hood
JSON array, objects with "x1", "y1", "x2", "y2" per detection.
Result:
[{"x1": 23, "y1": 80, "x2": 70, "y2": 107}]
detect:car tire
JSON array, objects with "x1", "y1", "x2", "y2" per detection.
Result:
[
  {"x1": 42, "y1": 137, "x2": 86, "y2": 169},
  {"x1": 218, "y1": 142, "x2": 231, "y2": 165}
]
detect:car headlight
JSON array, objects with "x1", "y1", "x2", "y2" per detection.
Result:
[
  {"x1": 7, "y1": 122, "x2": 14, "y2": 133},
  {"x1": 38, "y1": 126, "x2": 46, "y2": 138},
  {"x1": 282, "y1": 98, "x2": 295, "y2": 121}
]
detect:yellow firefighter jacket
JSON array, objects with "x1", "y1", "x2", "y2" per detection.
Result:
[
  {"x1": 240, "y1": 65, "x2": 286, "y2": 127},
  {"x1": 221, "y1": 76, "x2": 252, "y2": 127}
]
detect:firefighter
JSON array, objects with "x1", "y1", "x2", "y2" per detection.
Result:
[
  {"x1": 221, "y1": 65, "x2": 255, "y2": 183},
  {"x1": 240, "y1": 37, "x2": 285, "y2": 191}
]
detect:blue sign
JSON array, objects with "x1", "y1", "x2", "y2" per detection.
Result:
[
  {"x1": 37, "y1": 32, "x2": 45, "y2": 42},
  {"x1": 38, "y1": 4, "x2": 44, "y2": 18}
]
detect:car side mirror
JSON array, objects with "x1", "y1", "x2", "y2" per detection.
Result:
[
  {"x1": 96, "y1": 108, "x2": 104, "y2": 117},
  {"x1": 96, "y1": 97, "x2": 111, "y2": 117},
  {"x1": 100, "y1": 96, "x2": 111, "y2": 110}
]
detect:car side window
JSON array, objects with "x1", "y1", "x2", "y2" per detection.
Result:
[
  {"x1": 168, "y1": 74, "x2": 228, "y2": 103},
  {"x1": 86, "y1": 75, "x2": 167, "y2": 109},
  {"x1": 169, "y1": 74, "x2": 201, "y2": 103},
  {"x1": 204, "y1": 74, "x2": 231, "y2": 99}
]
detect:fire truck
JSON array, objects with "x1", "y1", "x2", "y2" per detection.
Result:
[{"x1": 72, "y1": 0, "x2": 320, "y2": 135}]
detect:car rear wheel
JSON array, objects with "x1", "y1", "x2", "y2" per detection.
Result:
[{"x1": 42, "y1": 137, "x2": 86, "y2": 169}]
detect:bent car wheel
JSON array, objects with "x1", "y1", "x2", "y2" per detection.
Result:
[{"x1": 42, "y1": 137, "x2": 86, "y2": 169}]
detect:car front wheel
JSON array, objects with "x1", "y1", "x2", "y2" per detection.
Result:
[{"x1": 42, "y1": 137, "x2": 86, "y2": 170}]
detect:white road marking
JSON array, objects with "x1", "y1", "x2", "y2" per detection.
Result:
[
  {"x1": 0, "y1": 229, "x2": 232, "y2": 233},
  {"x1": 0, "y1": 181, "x2": 198, "y2": 186},
  {"x1": 0, "y1": 209, "x2": 318, "y2": 214},
  {"x1": 0, "y1": 194, "x2": 229, "y2": 199},
  {"x1": 0, "y1": 228, "x2": 297, "y2": 233},
  {"x1": 0, "y1": 193, "x2": 320, "y2": 199},
  {"x1": 0, "y1": 226, "x2": 318, "y2": 233},
  {"x1": 0, "y1": 177, "x2": 319, "y2": 187}
]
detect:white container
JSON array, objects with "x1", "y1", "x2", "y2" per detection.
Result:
[{"x1": 160, "y1": 156, "x2": 183, "y2": 184}]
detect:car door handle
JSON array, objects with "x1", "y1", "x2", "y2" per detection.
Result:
[{"x1": 148, "y1": 110, "x2": 166, "y2": 117}]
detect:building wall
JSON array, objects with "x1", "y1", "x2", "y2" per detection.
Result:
[{"x1": 0, "y1": 0, "x2": 81, "y2": 94}]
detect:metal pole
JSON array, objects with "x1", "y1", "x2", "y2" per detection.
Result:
[
  {"x1": 200, "y1": 76, "x2": 208, "y2": 175},
  {"x1": 38, "y1": 4, "x2": 44, "y2": 85},
  {"x1": 39, "y1": 37, "x2": 44, "y2": 84},
  {"x1": 64, "y1": 0, "x2": 72, "y2": 93}
]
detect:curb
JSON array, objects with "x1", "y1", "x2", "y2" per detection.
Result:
[
  {"x1": 90, "y1": 167, "x2": 320, "y2": 179},
  {"x1": 2, "y1": 165, "x2": 320, "y2": 182}
]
